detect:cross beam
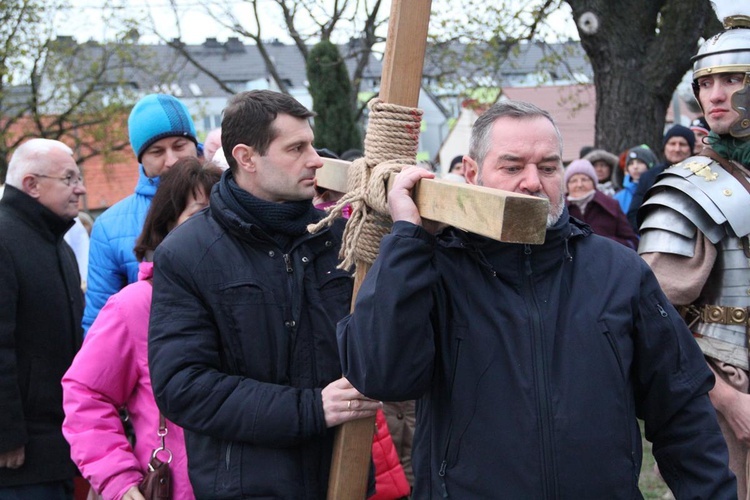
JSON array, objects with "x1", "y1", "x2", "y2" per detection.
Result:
[
  {"x1": 325, "y1": 1, "x2": 547, "y2": 497},
  {"x1": 317, "y1": 158, "x2": 548, "y2": 244}
]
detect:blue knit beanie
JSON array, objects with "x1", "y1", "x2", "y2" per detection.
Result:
[{"x1": 128, "y1": 94, "x2": 197, "y2": 162}]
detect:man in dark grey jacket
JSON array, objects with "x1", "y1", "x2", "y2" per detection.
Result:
[
  {"x1": 337, "y1": 100, "x2": 736, "y2": 498},
  {"x1": 0, "y1": 139, "x2": 85, "y2": 499},
  {"x1": 148, "y1": 90, "x2": 380, "y2": 499}
]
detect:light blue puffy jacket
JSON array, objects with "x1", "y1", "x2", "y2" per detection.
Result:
[{"x1": 83, "y1": 166, "x2": 159, "y2": 334}]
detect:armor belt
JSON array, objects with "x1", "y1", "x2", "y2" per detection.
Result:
[
  {"x1": 701, "y1": 305, "x2": 750, "y2": 326},
  {"x1": 681, "y1": 304, "x2": 750, "y2": 370},
  {"x1": 680, "y1": 304, "x2": 750, "y2": 327}
]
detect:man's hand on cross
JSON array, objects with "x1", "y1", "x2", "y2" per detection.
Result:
[{"x1": 388, "y1": 165, "x2": 433, "y2": 224}]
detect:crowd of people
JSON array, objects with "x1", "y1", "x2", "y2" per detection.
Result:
[
  {"x1": 556, "y1": 123, "x2": 698, "y2": 251},
  {"x1": 1, "y1": 5, "x2": 749, "y2": 500}
]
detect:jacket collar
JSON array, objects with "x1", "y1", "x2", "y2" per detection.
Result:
[
  {"x1": 138, "y1": 260, "x2": 154, "y2": 281},
  {"x1": 570, "y1": 190, "x2": 622, "y2": 220},
  {"x1": 441, "y1": 206, "x2": 589, "y2": 250},
  {"x1": 436, "y1": 207, "x2": 588, "y2": 287},
  {"x1": 210, "y1": 174, "x2": 329, "y2": 250},
  {"x1": 0, "y1": 184, "x2": 74, "y2": 242},
  {"x1": 134, "y1": 164, "x2": 160, "y2": 197}
]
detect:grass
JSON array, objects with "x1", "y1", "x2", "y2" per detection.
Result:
[{"x1": 638, "y1": 420, "x2": 673, "y2": 499}]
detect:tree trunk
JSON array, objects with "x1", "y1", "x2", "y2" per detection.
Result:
[{"x1": 565, "y1": 0, "x2": 717, "y2": 159}]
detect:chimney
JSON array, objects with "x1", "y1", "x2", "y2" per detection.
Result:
[
  {"x1": 203, "y1": 38, "x2": 222, "y2": 48},
  {"x1": 225, "y1": 37, "x2": 245, "y2": 53}
]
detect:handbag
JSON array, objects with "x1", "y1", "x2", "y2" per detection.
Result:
[{"x1": 138, "y1": 414, "x2": 172, "y2": 499}]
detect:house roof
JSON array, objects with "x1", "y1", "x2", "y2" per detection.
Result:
[
  {"x1": 423, "y1": 40, "x2": 592, "y2": 91},
  {"x1": 59, "y1": 37, "x2": 384, "y2": 99}
]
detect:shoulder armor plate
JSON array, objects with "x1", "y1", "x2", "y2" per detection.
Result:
[
  {"x1": 638, "y1": 204, "x2": 696, "y2": 239},
  {"x1": 638, "y1": 226, "x2": 696, "y2": 257},
  {"x1": 655, "y1": 155, "x2": 750, "y2": 237},
  {"x1": 640, "y1": 190, "x2": 727, "y2": 244}
]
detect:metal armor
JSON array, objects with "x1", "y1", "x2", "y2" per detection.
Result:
[{"x1": 639, "y1": 155, "x2": 750, "y2": 369}]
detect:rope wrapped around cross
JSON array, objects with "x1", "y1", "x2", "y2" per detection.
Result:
[{"x1": 308, "y1": 98, "x2": 424, "y2": 271}]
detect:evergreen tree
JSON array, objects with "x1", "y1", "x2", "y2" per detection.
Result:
[{"x1": 306, "y1": 40, "x2": 362, "y2": 155}]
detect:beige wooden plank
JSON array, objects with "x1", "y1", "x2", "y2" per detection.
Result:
[
  {"x1": 317, "y1": 159, "x2": 549, "y2": 244},
  {"x1": 316, "y1": 158, "x2": 350, "y2": 194},
  {"x1": 327, "y1": 0, "x2": 433, "y2": 497},
  {"x1": 379, "y1": 0, "x2": 432, "y2": 106},
  {"x1": 410, "y1": 178, "x2": 548, "y2": 244}
]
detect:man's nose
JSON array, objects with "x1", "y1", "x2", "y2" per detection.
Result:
[
  {"x1": 520, "y1": 166, "x2": 542, "y2": 193},
  {"x1": 709, "y1": 84, "x2": 726, "y2": 103},
  {"x1": 164, "y1": 148, "x2": 179, "y2": 168},
  {"x1": 309, "y1": 148, "x2": 324, "y2": 169}
]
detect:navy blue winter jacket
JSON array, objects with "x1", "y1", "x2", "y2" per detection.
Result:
[
  {"x1": 149, "y1": 179, "x2": 353, "y2": 499},
  {"x1": 338, "y1": 210, "x2": 735, "y2": 499}
]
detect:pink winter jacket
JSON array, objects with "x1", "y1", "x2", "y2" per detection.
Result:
[{"x1": 62, "y1": 262, "x2": 193, "y2": 500}]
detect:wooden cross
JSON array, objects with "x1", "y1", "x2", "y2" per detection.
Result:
[{"x1": 321, "y1": 1, "x2": 548, "y2": 497}]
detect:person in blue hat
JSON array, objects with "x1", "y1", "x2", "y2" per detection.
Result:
[
  {"x1": 83, "y1": 94, "x2": 201, "y2": 333},
  {"x1": 625, "y1": 124, "x2": 695, "y2": 231}
]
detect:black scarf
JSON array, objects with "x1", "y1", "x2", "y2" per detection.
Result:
[{"x1": 223, "y1": 174, "x2": 319, "y2": 240}]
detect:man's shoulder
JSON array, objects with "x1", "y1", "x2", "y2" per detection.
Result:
[
  {"x1": 0, "y1": 203, "x2": 16, "y2": 227},
  {"x1": 575, "y1": 227, "x2": 641, "y2": 262},
  {"x1": 655, "y1": 154, "x2": 750, "y2": 218},
  {"x1": 0, "y1": 203, "x2": 42, "y2": 242}
]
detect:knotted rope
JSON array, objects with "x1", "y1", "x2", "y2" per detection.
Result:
[{"x1": 308, "y1": 98, "x2": 423, "y2": 271}]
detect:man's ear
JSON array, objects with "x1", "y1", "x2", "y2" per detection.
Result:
[
  {"x1": 232, "y1": 144, "x2": 257, "y2": 172},
  {"x1": 21, "y1": 174, "x2": 41, "y2": 199},
  {"x1": 464, "y1": 157, "x2": 480, "y2": 186}
]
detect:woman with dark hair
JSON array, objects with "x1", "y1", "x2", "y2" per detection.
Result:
[{"x1": 62, "y1": 158, "x2": 222, "y2": 500}]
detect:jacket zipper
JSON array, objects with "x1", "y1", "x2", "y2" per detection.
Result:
[
  {"x1": 283, "y1": 253, "x2": 293, "y2": 274},
  {"x1": 438, "y1": 338, "x2": 463, "y2": 498},
  {"x1": 283, "y1": 253, "x2": 297, "y2": 320},
  {"x1": 655, "y1": 301, "x2": 681, "y2": 374},
  {"x1": 523, "y1": 244, "x2": 557, "y2": 499}
]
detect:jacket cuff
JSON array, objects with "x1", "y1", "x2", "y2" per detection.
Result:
[
  {"x1": 0, "y1": 427, "x2": 28, "y2": 454},
  {"x1": 311, "y1": 388, "x2": 327, "y2": 436},
  {"x1": 103, "y1": 472, "x2": 143, "y2": 500},
  {"x1": 391, "y1": 221, "x2": 435, "y2": 245}
]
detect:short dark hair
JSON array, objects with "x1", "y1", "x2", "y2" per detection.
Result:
[
  {"x1": 448, "y1": 155, "x2": 464, "y2": 172},
  {"x1": 134, "y1": 157, "x2": 222, "y2": 261},
  {"x1": 221, "y1": 90, "x2": 315, "y2": 172},
  {"x1": 340, "y1": 149, "x2": 363, "y2": 161}
]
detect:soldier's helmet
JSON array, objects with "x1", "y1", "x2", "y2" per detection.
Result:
[{"x1": 692, "y1": 2, "x2": 750, "y2": 138}]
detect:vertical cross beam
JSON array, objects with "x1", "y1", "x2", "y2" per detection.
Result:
[{"x1": 326, "y1": 1, "x2": 433, "y2": 498}]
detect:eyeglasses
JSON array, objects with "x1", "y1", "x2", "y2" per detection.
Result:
[{"x1": 32, "y1": 172, "x2": 84, "y2": 187}]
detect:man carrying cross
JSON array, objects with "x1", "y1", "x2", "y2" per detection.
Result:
[{"x1": 337, "y1": 100, "x2": 735, "y2": 497}]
